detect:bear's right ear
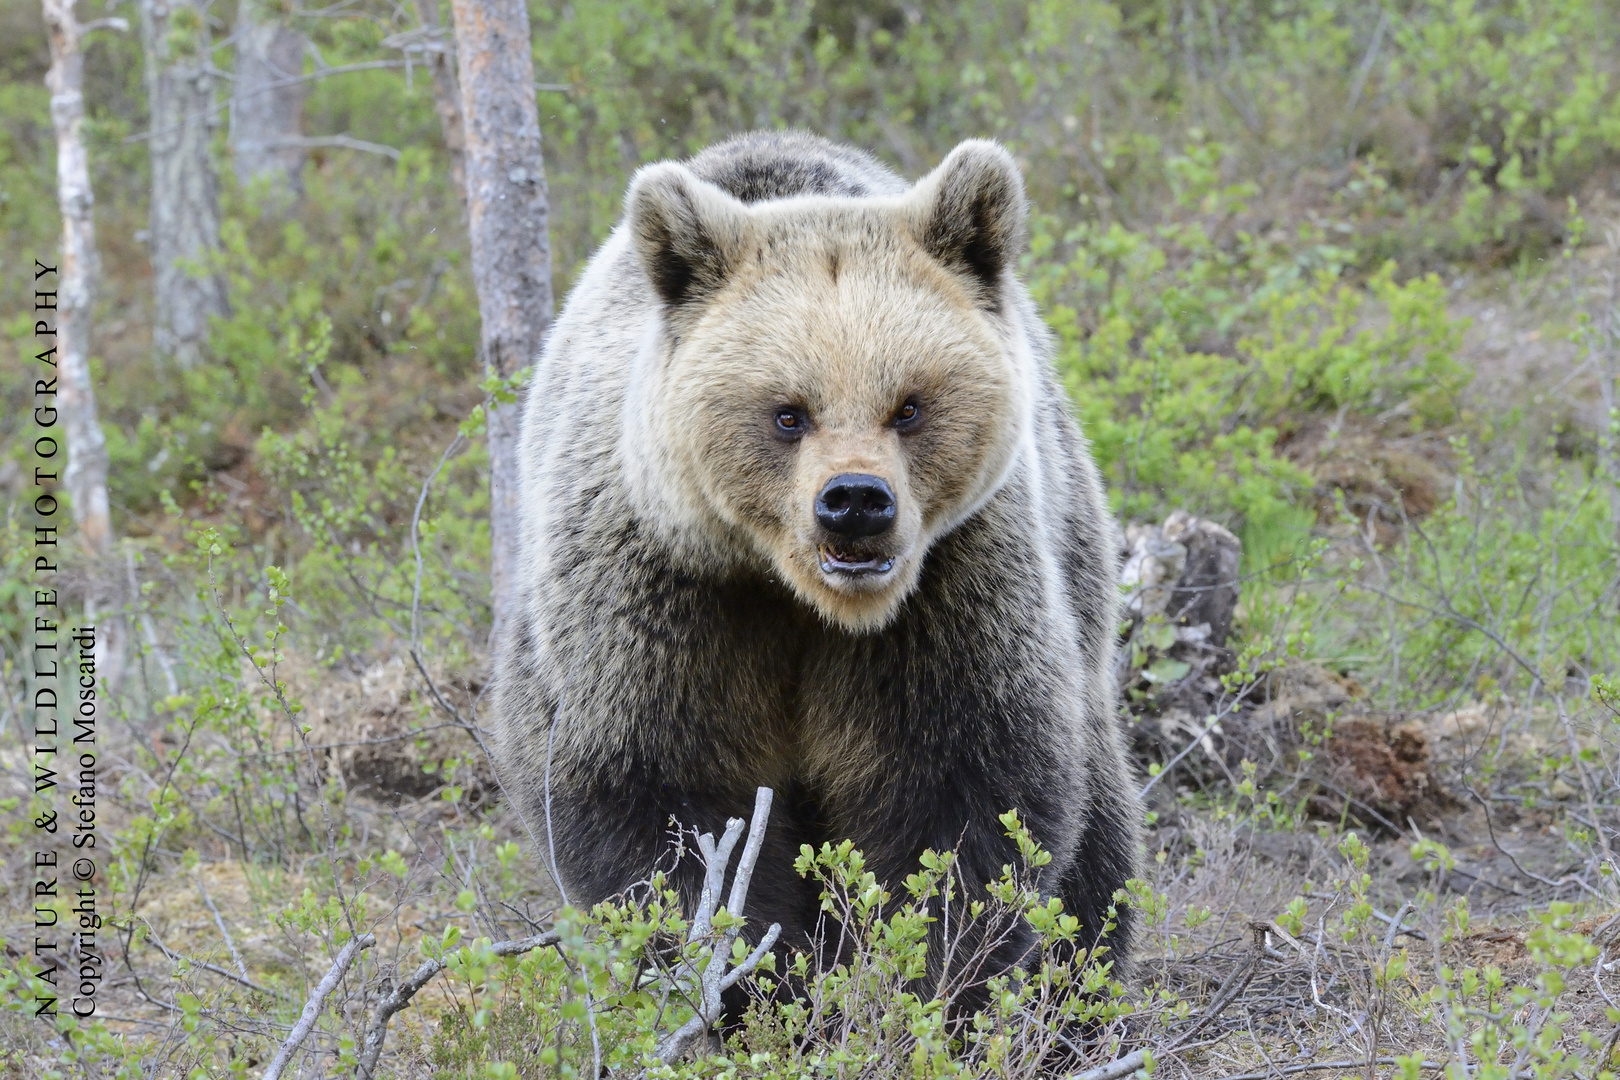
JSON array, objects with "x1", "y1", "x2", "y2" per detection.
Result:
[{"x1": 626, "y1": 162, "x2": 749, "y2": 309}]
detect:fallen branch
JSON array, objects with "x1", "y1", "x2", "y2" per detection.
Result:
[
  {"x1": 1163, "y1": 924, "x2": 1266, "y2": 1051},
  {"x1": 355, "y1": 930, "x2": 559, "y2": 1080},
  {"x1": 1207, "y1": 1057, "x2": 1445, "y2": 1080},
  {"x1": 1381, "y1": 900, "x2": 1414, "y2": 952},
  {"x1": 656, "y1": 786, "x2": 782, "y2": 1064},
  {"x1": 264, "y1": 933, "x2": 375, "y2": 1080},
  {"x1": 1070, "y1": 1048, "x2": 1149, "y2": 1080}
]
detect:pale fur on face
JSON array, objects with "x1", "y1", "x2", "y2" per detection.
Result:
[{"x1": 621, "y1": 141, "x2": 1037, "y2": 631}]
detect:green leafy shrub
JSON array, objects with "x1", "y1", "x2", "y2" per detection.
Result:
[
  {"x1": 1345, "y1": 436, "x2": 1620, "y2": 708},
  {"x1": 1031, "y1": 134, "x2": 1468, "y2": 568},
  {"x1": 430, "y1": 815, "x2": 1137, "y2": 1079},
  {"x1": 1386, "y1": 0, "x2": 1620, "y2": 257}
]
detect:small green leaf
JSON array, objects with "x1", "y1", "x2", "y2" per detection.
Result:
[{"x1": 1142, "y1": 658, "x2": 1191, "y2": 684}]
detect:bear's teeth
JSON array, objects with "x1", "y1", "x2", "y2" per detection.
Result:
[{"x1": 818, "y1": 546, "x2": 894, "y2": 575}]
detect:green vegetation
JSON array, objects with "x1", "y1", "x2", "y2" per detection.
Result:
[{"x1": 2, "y1": 0, "x2": 1620, "y2": 1077}]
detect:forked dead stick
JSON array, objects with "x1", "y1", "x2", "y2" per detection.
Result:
[
  {"x1": 656, "y1": 786, "x2": 782, "y2": 1064},
  {"x1": 356, "y1": 788, "x2": 779, "y2": 1074}
]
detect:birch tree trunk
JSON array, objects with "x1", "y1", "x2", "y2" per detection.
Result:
[
  {"x1": 42, "y1": 0, "x2": 113, "y2": 557},
  {"x1": 1598, "y1": 261, "x2": 1620, "y2": 552},
  {"x1": 230, "y1": 0, "x2": 306, "y2": 201},
  {"x1": 138, "y1": 0, "x2": 228, "y2": 369},
  {"x1": 448, "y1": 0, "x2": 552, "y2": 645},
  {"x1": 414, "y1": 0, "x2": 465, "y2": 203}
]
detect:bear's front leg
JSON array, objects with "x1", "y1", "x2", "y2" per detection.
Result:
[
  {"x1": 803, "y1": 728, "x2": 1088, "y2": 1003},
  {"x1": 502, "y1": 555, "x2": 823, "y2": 934}
]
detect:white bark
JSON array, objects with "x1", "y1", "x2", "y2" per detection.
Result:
[
  {"x1": 230, "y1": 0, "x2": 306, "y2": 200},
  {"x1": 138, "y1": 0, "x2": 228, "y2": 368},
  {"x1": 1599, "y1": 242, "x2": 1620, "y2": 546},
  {"x1": 656, "y1": 788, "x2": 782, "y2": 1064},
  {"x1": 42, "y1": 0, "x2": 113, "y2": 557}
]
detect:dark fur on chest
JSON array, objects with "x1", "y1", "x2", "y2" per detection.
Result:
[{"x1": 513, "y1": 503, "x2": 1135, "y2": 987}]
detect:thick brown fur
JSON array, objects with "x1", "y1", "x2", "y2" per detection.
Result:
[{"x1": 495, "y1": 132, "x2": 1141, "y2": 990}]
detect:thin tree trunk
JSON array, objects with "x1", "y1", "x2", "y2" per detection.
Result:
[
  {"x1": 138, "y1": 0, "x2": 228, "y2": 369},
  {"x1": 230, "y1": 0, "x2": 306, "y2": 201},
  {"x1": 45, "y1": 0, "x2": 126, "y2": 692},
  {"x1": 42, "y1": 0, "x2": 113, "y2": 557},
  {"x1": 448, "y1": 0, "x2": 552, "y2": 646},
  {"x1": 414, "y1": 0, "x2": 465, "y2": 203},
  {"x1": 1600, "y1": 260, "x2": 1620, "y2": 554}
]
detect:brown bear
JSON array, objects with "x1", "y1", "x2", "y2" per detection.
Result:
[{"x1": 495, "y1": 131, "x2": 1139, "y2": 988}]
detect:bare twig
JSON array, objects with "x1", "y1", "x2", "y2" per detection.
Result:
[
  {"x1": 128, "y1": 548, "x2": 179, "y2": 697},
  {"x1": 94, "y1": 1012, "x2": 172, "y2": 1028},
  {"x1": 409, "y1": 431, "x2": 469, "y2": 719},
  {"x1": 1331, "y1": 898, "x2": 1427, "y2": 943},
  {"x1": 1341, "y1": 8, "x2": 1389, "y2": 121},
  {"x1": 1140, "y1": 682, "x2": 1262, "y2": 799},
  {"x1": 146, "y1": 923, "x2": 282, "y2": 999},
  {"x1": 1466, "y1": 787, "x2": 1603, "y2": 899},
  {"x1": 263, "y1": 933, "x2": 375, "y2": 1080},
  {"x1": 725, "y1": 787, "x2": 774, "y2": 924},
  {"x1": 1600, "y1": 1022, "x2": 1620, "y2": 1076},
  {"x1": 261, "y1": 133, "x2": 402, "y2": 160},
  {"x1": 195, "y1": 872, "x2": 249, "y2": 981},
  {"x1": 1164, "y1": 924, "x2": 1266, "y2": 1051},
  {"x1": 1264, "y1": 919, "x2": 1311, "y2": 958},
  {"x1": 354, "y1": 930, "x2": 559, "y2": 1079}
]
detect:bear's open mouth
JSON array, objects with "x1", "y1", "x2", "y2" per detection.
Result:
[{"x1": 818, "y1": 545, "x2": 894, "y2": 576}]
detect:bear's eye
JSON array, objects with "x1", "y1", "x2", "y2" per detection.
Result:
[
  {"x1": 774, "y1": 407, "x2": 807, "y2": 437},
  {"x1": 891, "y1": 399, "x2": 922, "y2": 431}
]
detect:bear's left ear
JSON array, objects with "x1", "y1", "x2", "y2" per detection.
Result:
[
  {"x1": 626, "y1": 162, "x2": 750, "y2": 310},
  {"x1": 907, "y1": 140, "x2": 1027, "y2": 305}
]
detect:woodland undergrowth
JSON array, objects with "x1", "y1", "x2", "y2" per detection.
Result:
[{"x1": 4, "y1": 1, "x2": 1620, "y2": 1077}]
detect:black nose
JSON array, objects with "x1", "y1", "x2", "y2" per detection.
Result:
[{"x1": 816, "y1": 474, "x2": 896, "y2": 537}]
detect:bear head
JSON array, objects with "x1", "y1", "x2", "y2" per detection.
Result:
[{"x1": 623, "y1": 140, "x2": 1036, "y2": 633}]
